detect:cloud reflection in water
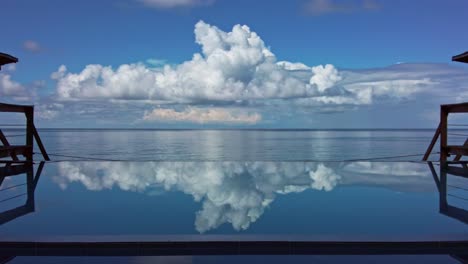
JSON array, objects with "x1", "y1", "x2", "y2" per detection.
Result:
[{"x1": 54, "y1": 162, "x2": 430, "y2": 232}]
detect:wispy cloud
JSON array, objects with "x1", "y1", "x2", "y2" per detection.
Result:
[
  {"x1": 36, "y1": 103, "x2": 64, "y2": 120},
  {"x1": 138, "y1": 0, "x2": 215, "y2": 9},
  {"x1": 146, "y1": 58, "x2": 167, "y2": 66},
  {"x1": 304, "y1": 0, "x2": 381, "y2": 16},
  {"x1": 143, "y1": 107, "x2": 261, "y2": 124},
  {"x1": 23, "y1": 40, "x2": 42, "y2": 53},
  {"x1": 3, "y1": 63, "x2": 16, "y2": 72}
]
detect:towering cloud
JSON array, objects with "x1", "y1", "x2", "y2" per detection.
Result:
[
  {"x1": 46, "y1": 21, "x2": 468, "y2": 124},
  {"x1": 51, "y1": 21, "x2": 316, "y2": 103},
  {"x1": 52, "y1": 21, "x2": 438, "y2": 106}
]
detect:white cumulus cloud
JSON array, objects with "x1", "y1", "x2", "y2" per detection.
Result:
[
  {"x1": 0, "y1": 73, "x2": 25, "y2": 96},
  {"x1": 51, "y1": 21, "x2": 442, "y2": 109},
  {"x1": 310, "y1": 64, "x2": 342, "y2": 92},
  {"x1": 51, "y1": 21, "x2": 319, "y2": 103},
  {"x1": 45, "y1": 21, "x2": 468, "y2": 125},
  {"x1": 277, "y1": 61, "x2": 311, "y2": 71}
]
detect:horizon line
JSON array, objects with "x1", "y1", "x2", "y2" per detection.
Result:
[{"x1": 27, "y1": 127, "x2": 443, "y2": 131}]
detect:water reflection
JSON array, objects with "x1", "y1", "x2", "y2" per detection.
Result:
[
  {"x1": 53, "y1": 161, "x2": 434, "y2": 233},
  {"x1": 429, "y1": 162, "x2": 468, "y2": 225},
  {"x1": 0, "y1": 162, "x2": 44, "y2": 225}
]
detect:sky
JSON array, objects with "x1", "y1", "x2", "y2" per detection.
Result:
[{"x1": 1, "y1": 0, "x2": 468, "y2": 128}]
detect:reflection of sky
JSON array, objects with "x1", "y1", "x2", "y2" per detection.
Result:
[
  {"x1": 1, "y1": 161, "x2": 467, "y2": 238},
  {"x1": 53, "y1": 161, "x2": 435, "y2": 233}
]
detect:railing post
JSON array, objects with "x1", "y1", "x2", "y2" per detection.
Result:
[
  {"x1": 440, "y1": 105, "x2": 448, "y2": 164},
  {"x1": 26, "y1": 163, "x2": 35, "y2": 210},
  {"x1": 25, "y1": 106, "x2": 34, "y2": 162},
  {"x1": 0, "y1": 130, "x2": 18, "y2": 161},
  {"x1": 439, "y1": 165, "x2": 447, "y2": 212},
  {"x1": 33, "y1": 126, "x2": 50, "y2": 161},
  {"x1": 422, "y1": 122, "x2": 441, "y2": 161}
]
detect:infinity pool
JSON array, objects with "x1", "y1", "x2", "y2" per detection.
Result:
[{"x1": 0, "y1": 161, "x2": 467, "y2": 263}]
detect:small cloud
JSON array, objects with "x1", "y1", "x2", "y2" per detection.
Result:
[
  {"x1": 0, "y1": 73, "x2": 26, "y2": 96},
  {"x1": 304, "y1": 0, "x2": 381, "y2": 16},
  {"x1": 143, "y1": 107, "x2": 261, "y2": 124},
  {"x1": 36, "y1": 103, "x2": 63, "y2": 120},
  {"x1": 51, "y1": 65, "x2": 67, "y2": 80},
  {"x1": 362, "y1": 0, "x2": 380, "y2": 10},
  {"x1": 277, "y1": 61, "x2": 311, "y2": 71},
  {"x1": 23, "y1": 40, "x2": 42, "y2": 53},
  {"x1": 3, "y1": 63, "x2": 16, "y2": 72},
  {"x1": 309, "y1": 64, "x2": 342, "y2": 92},
  {"x1": 146, "y1": 58, "x2": 166, "y2": 66},
  {"x1": 138, "y1": 0, "x2": 215, "y2": 9}
]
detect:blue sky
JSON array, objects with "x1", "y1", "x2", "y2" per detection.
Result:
[{"x1": 1, "y1": 0, "x2": 468, "y2": 128}]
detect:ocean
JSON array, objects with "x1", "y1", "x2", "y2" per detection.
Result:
[{"x1": 5, "y1": 129, "x2": 464, "y2": 161}]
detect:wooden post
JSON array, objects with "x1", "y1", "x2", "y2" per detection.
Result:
[
  {"x1": 26, "y1": 163, "x2": 35, "y2": 210},
  {"x1": 33, "y1": 162, "x2": 45, "y2": 189},
  {"x1": 440, "y1": 106, "x2": 448, "y2": 164},
  {"x1": 0, "y1": 130, "x2": 18, "y2": 161},
  {"x1": 25, "y1": 106, "x2": 34, "y2": 162},
  {"x1": 32, "y1": 126, "x2": 50, "y2": 161},
  {"x1": 428, "y1": 162, "x2": 440, "y2": 192},
  {"x1": 453, "y1": 139, "x2": 468, "y2": 161},
  {"x1": 0, "y1": 103, "x2": 49, "y2": 161},
  {"x1": 439, "y1": 165, "x2": 448, "y2": 213},
  {"x1": 422, "y1": 123, "x2": 441, "y2": 161}
]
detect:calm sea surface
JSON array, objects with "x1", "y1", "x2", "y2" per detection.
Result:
[{"x1": 5, "y1": 129, "x2": 466, "y2": 161}]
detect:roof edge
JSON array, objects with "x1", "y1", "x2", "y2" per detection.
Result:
[{"x1": 452, "y1": 51, "x2": 468, "y2": 63}]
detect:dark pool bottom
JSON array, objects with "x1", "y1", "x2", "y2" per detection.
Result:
[
  {"x1": 0, "y1": 161, "x2": 467, "y2": 260},
  {"x1": 6, "y1": 255, "x2": 462, "y2": 264},
  {"x1": 1, "y1": 240, "x2": 468, "y2": 257}
]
